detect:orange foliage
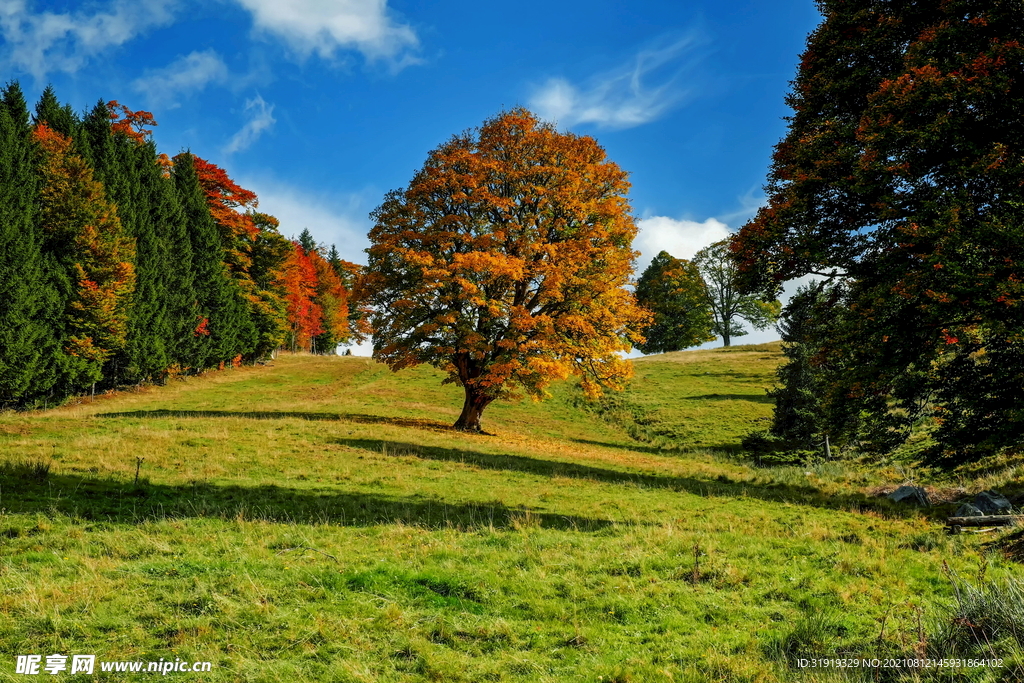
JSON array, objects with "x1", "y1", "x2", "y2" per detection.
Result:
[
  {"x1": 276, "y1": 242, "x2": 323, "y2": 351},
  {"x1": 193, "y1": 156, "x2": 259, "y2": 241},
  {"x1": 107, "y1": 100, "x2": 157, "y2": 144},
  {"x1": 340, "y1": 259, "x2": 373, "y2": 342},
  {"x1": 308, "y1": 249, "x2": 351, "y2": 344},
  {"x1": 364, "y1": 108, "x2": 648, "y2": 430},
  {"x1": 155, "y1": 153, "x2": 173, "y2": 178},
  {"x1": 32, "y1": 123, "x2": 136, "y2": 365}
]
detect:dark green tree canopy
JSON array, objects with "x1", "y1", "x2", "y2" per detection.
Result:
[
  {"x1": 634, "y1": 251, "x2": 714, "y2": 354},
  {"x1": 733, "y1": 0, "x2": 1024, "y2": 464}
]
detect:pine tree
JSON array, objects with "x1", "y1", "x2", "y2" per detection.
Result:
[
  {"x1": 769, "y1": 283, "x2": 830, "y2": 445},
  {"x1": 33, "y1": 85, "x2": 78, "y2": 139},
  {"x1": 152, "y1": 154, "x2": 197, "y2": 374},
  {"x1": 248, "y1": 212, "x2": 291, "y2": 360},
  {"x1": 0, "y1": 83, "x2": 55, "y2": 406},
  {"x1": 32, "y1": 121, "x2": 135, "y2": 400},
  {"x1": 297, "y1": 228, "x2": 317, "y2": 254},
  {"x1": 173, "y1": 152, "x2": 256, "y2": 368}
]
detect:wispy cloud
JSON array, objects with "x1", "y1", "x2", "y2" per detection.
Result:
[
  {"x1": 716, "y1": 187, "x2": 767, "y2": 225},
  {"x1": 529, "y1": 35, "x2": 704, "y2": 130},
  {"x1": 132, "y1": 49, "x2": 228, "y2": 108},
  {"x1": 223, "y1": 94, "x2": 276, "y2": 154},
  {"x1": 0, "y1": 0, "x2": 176, "y2": 79},
  {"x1": 232, "y1": 0, "x2": 418, "y2": 69}
]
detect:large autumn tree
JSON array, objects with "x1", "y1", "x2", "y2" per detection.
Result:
[
  {"x1": 364, "y1": 108, "x2": 648, "y2": 432},
  {"x1": 732, "y1": 0, "x2": 1024, "y2": 463}
]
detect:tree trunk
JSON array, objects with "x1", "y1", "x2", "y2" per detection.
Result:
[
  {"x1": 453, "y1": 385, "x2": 494, "y2": 432},
  {"x1": 722, "y1": 330, "x2": 731, "y2": 347}
]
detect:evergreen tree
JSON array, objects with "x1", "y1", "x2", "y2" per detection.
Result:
[
  {"x1": 769, "y1": 283, "x2": 830, "y2": 445},
  {"x1": 0, "y1": 84, "x2": 55, "y2": 406},
  {"x1": 248, "y1": 212, "x2": 291, "y2": 360},
  {"x1": 32, "y1": 122, "x2": 135, "y2": 400},
  {"x1": 113, "y1": 138, "x2": 179, "y2": 383},
  {"x1": 152, "y1": 154, "x2": 197, "y2": 373},
  {"x1": 173, "y1": 152, "x2": 256, "y2": 368},
  {"x1": 2, "y1": 81, "x2": 30, "y2": 132},
  {"x1": 633, "y1": 251, "x2": 715, "y2": 354},
  {"x1": 298, "y1": 228, "x2": 317, "y2": 254},
  {"x1": 33, "y1": 85, "x2": 78, "y2": 138}
]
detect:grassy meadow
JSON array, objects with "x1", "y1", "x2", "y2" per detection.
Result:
[{"x1": 1, "y1": 345, "x2": 1022, "y2": 682}]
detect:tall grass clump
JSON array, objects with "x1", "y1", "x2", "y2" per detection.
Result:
[
  {"x1": 0, "y1": 458, "x2": 51, "y2": 482},
  {"x1": 924, "y1": 566, "x2": 1024, "y2": 673},
  {"x1": 763, "y1": 603, "x2": 852, "y2": 665}
]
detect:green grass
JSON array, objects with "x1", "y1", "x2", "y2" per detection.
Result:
[{"x1": 0, "y1": 347, "x2": 1020, "y2": 681}]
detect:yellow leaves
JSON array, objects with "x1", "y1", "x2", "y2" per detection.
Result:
[
  {"x1": 451, "y1": 251, "x2": 526, "y2": 281},
  {"x1": 365, "y1": 107, "x2": 647, "y2": 417}
]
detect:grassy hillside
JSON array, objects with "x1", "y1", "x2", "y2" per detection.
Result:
[{"x1": 0, "y1": 347, "x2": 1019, "y2": 682}]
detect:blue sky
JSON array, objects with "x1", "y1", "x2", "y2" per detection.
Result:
[{"x1": 0, "y1": 0, "x2": 823, "y2": 348}]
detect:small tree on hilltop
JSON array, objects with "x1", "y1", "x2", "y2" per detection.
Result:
[
  {"x1": 363, "y1": 108, "x2": 649, "y2": 432},
  {"x1": 694, "y1": 239, "x2": 780, "y2": 347},
  {"x1": 634, "y1": 251, "x2": 715, "y2": 354}
]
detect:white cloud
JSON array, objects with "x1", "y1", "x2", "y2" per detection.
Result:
[
  {"x1": 632, "y1": 214, "x2": 819, "y2": 349},
  {"x1": 0, "y1": 0, "x2": 176, "y2": 79},
  {"x1": 223, "y1": 94, "x2": 276, "y2": 154},
  {"x1": 233, "y1": 0, "x2": 418, "y2": 68},
  {"x1": 717, "y1": 187, "x2": 767, "y2": 225},
  {"x1": 239, "y1": 178, "x2": 374, "y2": 355},
  {"x1": 634, "y1": 215, "x2": 731, "y2": 271},
  {"x1": 239, "y1": 177, "x2": 371, "y2": 265},
  {"x1": 132, "y1": 49, "x2": 228, "y2": 108},
  {"x1": 529, "y1": 36, "x2": 701, "y2": 130}
]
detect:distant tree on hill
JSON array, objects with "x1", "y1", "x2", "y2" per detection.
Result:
[
  {"x1": 633, "y1": 251, "x2": 715, "y2": 354},
  {"x1": 363, "y1": 108, "x2": 649, "y2": 432},
  {"x1": 694, "y1": 239, "x2": 779, "y2": 347},
  {"x1": 277, "y1": 241, "x2": 323, "y2": 352}
]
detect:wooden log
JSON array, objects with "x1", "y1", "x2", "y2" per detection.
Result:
[{"x1": 946, "y1": 515, "x2": 1024, "y2": 527}]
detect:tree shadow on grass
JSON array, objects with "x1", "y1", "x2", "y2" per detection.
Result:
[
  {"x1": 0, "y1": 463, "x2": 613, "y2": 532},
  {"x1": 565, "y1": 437, "x2": 673, "y2": 456},
  {"x1": 566, "y1": 437, "x2": 743, "y2": 457},
  {"x1": 681, "y1": 393, "x2": 773, "y2": 404},
  {"x1": 99, "y1": 409, "x2": 453, "y2": 432},
  {"x1": 334, "y1": 437, "x2": 923, "y2": 518}
]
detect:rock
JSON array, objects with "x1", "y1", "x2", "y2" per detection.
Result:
[
  {"x1": 888, "y1": 485, "x2": 930, "y2": 506},
  {"x1": 974, "y1": 490, "x2": 1012, "y2": 515},
  {"x1": 955, "y1": 503, "x2": 985, "y2": 517}
]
